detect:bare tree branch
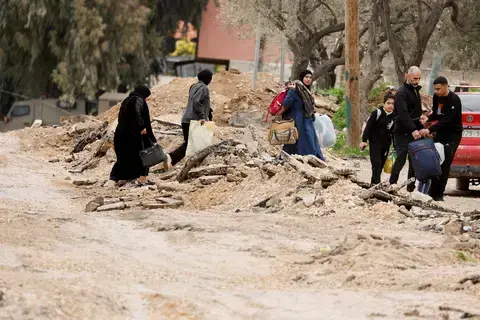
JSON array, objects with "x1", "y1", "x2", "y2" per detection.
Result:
[
  {"x1": 300, "y1": 22, "x2": 345, "y2": 55},
  {"x1": 311, "y1": 57, "x2": 346, "y2": 80}
]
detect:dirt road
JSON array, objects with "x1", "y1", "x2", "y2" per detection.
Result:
[{"x1": 1, "y1": 132, "x2": 480, "y2": 319}]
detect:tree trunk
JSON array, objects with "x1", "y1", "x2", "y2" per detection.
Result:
[
  {"x1": 290, "y1": 55, "x2": 309, "y2": 81},
  {"x1": 310, "y1": 43, "x2": 337, "y2": 89},
  {"x1": 258, "y1": 34, "x2": 267, "y2": 72}
]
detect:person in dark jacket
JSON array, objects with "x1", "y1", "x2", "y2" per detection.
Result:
[
  {"x1": 420, "y1": 76, "x2": 463, "y2": 201},
  {"x1": 360, "y1": 92, "x2": 395, "y2": 185},
  {"x1": 389, "y1": 66, "x2": 423, "y2": 191},
  {"x1": 164, "y1": 69, "x2": 213, "y2": 170},
  {"x1": 109, "y1": 84, "x2": 157, "y2": 186}
]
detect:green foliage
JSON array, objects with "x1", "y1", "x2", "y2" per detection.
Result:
[
  {"x1": 331, "y1": 132, "x2": 366, "y2": 157},
  {"x1": 369, "y1": 82, "x2": 393, "y2": 101},
  {"x1": 317, "y1": 87, "x2": 345, "y2": 104},
  {"x1": 455, "y1": 250, "x2": 477, "y2": 263},
  {"x1": 332, "y1": 101, "x2": 347, "y2": 130},
  {"x1": 170, "y1": 39, "x2": 196, "y2": 56},
  {"x1": 0, "y1": 0, "x2": 162, "y2": 102}
]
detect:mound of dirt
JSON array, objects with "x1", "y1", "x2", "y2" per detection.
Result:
[{"x1": 99, "y1": 70, "x2": 285, "y2": 127}]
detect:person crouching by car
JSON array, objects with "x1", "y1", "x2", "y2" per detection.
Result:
[{"x1": 360, "y1": 92, "x2": 395, "y2": 186}]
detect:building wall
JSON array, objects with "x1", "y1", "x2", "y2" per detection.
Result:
[{"x1": 197, "y1": 0, "x2": 292, "y2": 65}]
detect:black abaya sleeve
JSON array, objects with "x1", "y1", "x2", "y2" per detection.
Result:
[{"x1": 134, "y1": 98, "x2": 145, "y2": 131}]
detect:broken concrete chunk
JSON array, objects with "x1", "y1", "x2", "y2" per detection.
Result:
[
  {"x1": 199, "y1": 175, "x2": 223, "y2": 185},
  {"x1": 332, "y1": 168, "x2": 356, "y2": 177},
  {"x1": 411, "y1": 191, "x2": 433, "y2": 203},
  {"x1": 262, "y1": 163, "x2": 281, "y2": 177},
  {"x1": 157, "y1": 197, "x2": 184, "y2": 207},
  {"x1": 302, "y1": 193, "x2": 316, "y2": 208},
  {"x1": 85, "y1": 201, "x2": 101, "y2": 213},
  {"x1": 226, "y1": 174, "x2": 243, "y2": 183},
  {"x1": 103, "y1": 198, "x2": 121, "y2": 205},
  {"x1": 157, "y1": 182, "x2": 195, "y2": 193},
  {"x1": 124, "y1": 201, "x2": 141, "y2": 208},
  {"x1": 188, "y1": 165, "x2": 230, "y2": 179},
  {"x1": 144, "y1": 198, "x2": 184, "y2": 209},
  {"x1": 304, "y1": 155, "x2": 327, "y2": 168},
  {"x1": 445, "y1": 219, "x2": 464, "y2": 236},
  {"x1": 96, "y1": 202, "x2": 126, "y2": 212},
  {"x1": 73, "y1": 179, "x2": 98, "y2": 186}
]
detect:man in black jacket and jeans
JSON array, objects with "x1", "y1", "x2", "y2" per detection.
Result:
[
  {"x1": 389, "y1": 66, "x2": 423, "y2": 191},
  {"x1": 420, "y1": 76, "x2": 463, "y2": 201}
]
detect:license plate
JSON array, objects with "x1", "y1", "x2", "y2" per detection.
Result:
[{"x1": 462, "y1": 129, "x2": 480, "y2": 138}]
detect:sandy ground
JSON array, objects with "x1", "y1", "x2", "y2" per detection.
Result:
[{"x1": 1, "y1": 132, "x2": 480, "y2": 320}]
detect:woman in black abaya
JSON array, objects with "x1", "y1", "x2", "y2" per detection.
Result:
[{"x1": 109, "y1": 85, "x2": 156, "y2": 186}]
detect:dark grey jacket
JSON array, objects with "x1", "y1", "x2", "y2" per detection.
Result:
[{"x1": 181, "y1": 82, "x2": 211, "y2": 123}]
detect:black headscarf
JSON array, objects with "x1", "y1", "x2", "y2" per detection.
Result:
[
  {"x1": 298, "y1": 70, "x2": 313, "y2": 89},
  {"x1": 294, "y1": 70, "x2": 316, "y2": 117},
  {"x1": 133, "y1": 84, "x2": 151, "y2": 99},
  {"x1": 197, "y1": 69, "x2": 213, "y2": 86}
]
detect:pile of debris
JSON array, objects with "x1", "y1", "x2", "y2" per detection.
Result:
[{"x1": 98, "y1": 70, "x2": 341, "y2": 128}]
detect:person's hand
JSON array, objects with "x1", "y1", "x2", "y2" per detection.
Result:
[
  {"x1": 412, "y1": 130, "x2": 421, "y2": 140},
  {"x1": 359, "y1": 142, "x2": 367, "y2": 150},
  {"x1": 3, "y1": 116, "x2": 8, "y2": 123},
  {"x1": 419, "y1": 128, "x2": 430, "y2": 137},
  {"x1": 141, "y1": 128, "x2": 147, "y2": 135},
  {"x1": 200, "y1": 119, "x2": 206, "y2": 125},
  {"x1": 420, "y1": 115, "x2": 428, "y2": 125}
]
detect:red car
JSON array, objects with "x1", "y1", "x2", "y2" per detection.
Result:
[{"x1": 449, "y1": 87, "x2": 480, "y2": 190}]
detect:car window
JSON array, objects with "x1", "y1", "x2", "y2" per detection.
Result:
[
  {"x1": 11, "y1": 105, "x2": 30, "y2": 117},
  {"x1": 458, "y1": 95, "x2": 480, "y2": 112}
]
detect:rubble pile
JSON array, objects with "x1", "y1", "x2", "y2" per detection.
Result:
[
  {"x1": 98, "y1": 70, "x2": 340, "y2": 127},
  {"x1": 16, "y1": 71, "x2": 479, "y2": 244}
]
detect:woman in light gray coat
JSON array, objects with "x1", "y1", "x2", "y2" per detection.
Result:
[{"x1": 164, "y1": 69, "x2": 213, "y2": 169}]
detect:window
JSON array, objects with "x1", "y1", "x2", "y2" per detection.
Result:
[
  {"x1": 11, "y1": 105, "x2": 30, "y2": 117},
  {"x1": 458, "y1": 95, "x2": 480, "y2": 112}
]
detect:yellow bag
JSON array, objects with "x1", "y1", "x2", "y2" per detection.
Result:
[
  {"x1": 384, "y1": 151, "x2": 396, "y2": 173},
  {"x1": 267, "y1": 119, "x2": 299, "y2": 145}
]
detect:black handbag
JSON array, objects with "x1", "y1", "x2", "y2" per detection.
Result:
[{"x1": 139, "y1": 137, "x2": 165, "y2": 168}]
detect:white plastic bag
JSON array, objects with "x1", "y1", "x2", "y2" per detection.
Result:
[
  {"x1": 185, "y1": 120, "x2": 215, "y2": 157},
  {"x1": 314, "y1": 114, "x2": 336, "y2": 148},
  {"x1": 434, "y1": 142, "x2": 445, "y2": 165}
]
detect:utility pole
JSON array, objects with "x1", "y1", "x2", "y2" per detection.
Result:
[
  {"x1": 252, "y1": 12, "x2": 262, "y2": 89},
  {"x1": 345, "y1": 0, "x2": 361, "y2": 147}
]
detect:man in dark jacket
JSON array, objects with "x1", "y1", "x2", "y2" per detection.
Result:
[
  {"x1": 360, "y1": 92, "x2": 395, "y2": 185},
  {"x1": 420, "y1": 76, "x2": 463, "y2": 201},
  {"x1": 389, "y1": 66, "x2": 423, "y2": 190},
  {"x1": 164, "y1": 69, "x2": 213, "y2": 169}
]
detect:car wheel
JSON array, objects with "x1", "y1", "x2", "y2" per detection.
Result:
[{"x1": 456, "y1": 178, "x2": 470, "y2": 191}]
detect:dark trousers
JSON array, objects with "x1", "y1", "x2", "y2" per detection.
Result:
[
  {"x1": 369, "y1": 143, "x2": 390, "y2": 185},
  {"x1": 429, "y1": 134, "x2": 462, "y2": 199},
  {"x1": 169, "y1": 123, "x2": 190, "y2": 166},
  {"x1": 389, "y1": 133, "x2": 415, "y2": 185}
]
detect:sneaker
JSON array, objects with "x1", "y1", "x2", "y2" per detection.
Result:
[
  {"x1": 163, "y1": 154, "x2": 172, "y2": 171},
  {"x1": 406, "y1": 182, "x2": 416, "y2": 192},
  {"x1": 432, "y1": 196, "x2": 444, "y2": 202}
]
